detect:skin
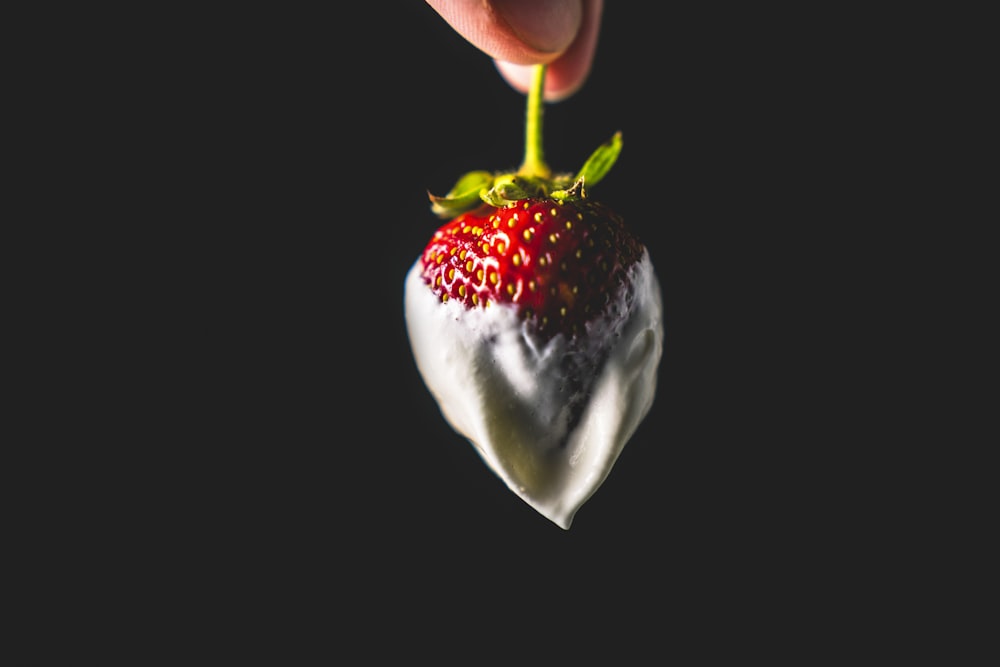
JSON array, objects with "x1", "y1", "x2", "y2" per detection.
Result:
[{"x1": 425, "y1": 0, "x2": 604, "y2": 102}]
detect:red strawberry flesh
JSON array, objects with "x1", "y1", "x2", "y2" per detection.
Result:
[{"x1": 419, "y1": 198, "x2": 641, "y2": 340}]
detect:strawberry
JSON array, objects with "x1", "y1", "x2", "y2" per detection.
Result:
[
  {"x1": 418, "y1": 195, "x2": 641, "y2": 340},
  {"x1": 404, "y1": 65, "x2": 663, "y2": 529}
]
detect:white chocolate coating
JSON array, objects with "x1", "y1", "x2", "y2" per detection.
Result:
[{"x1": 404, "y1": 250, "x2": 663, "y2": 528}]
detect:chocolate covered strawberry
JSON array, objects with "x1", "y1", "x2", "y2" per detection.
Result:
[{"x1": 404, "y1": 65, "x2": 663, "y2": 529}]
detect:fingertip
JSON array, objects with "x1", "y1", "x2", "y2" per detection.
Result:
[
  {"x1": 491, "y1": 0, "x2": 582, "y2": 55},
  {"x1": 494, "y1": 0, "x2": 601, "y2": 103},
  {"x1": 427, "y1": 0, "x2": 576, "y2": 64},
  {"x1": 495, "y1": 61, "x2": 581, "y2": 102}
]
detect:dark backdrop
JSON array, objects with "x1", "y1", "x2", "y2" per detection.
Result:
[
  {"x1": 184, "y1": 3, "x2": 690, "y2": 538},
  {"x1": 111, "y1": 1, "x2": 885, "y2": 640},
  {"x1": 5, "y1": 0, "x2": 955, "y2": 659}
]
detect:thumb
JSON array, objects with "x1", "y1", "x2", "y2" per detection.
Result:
[{"x1": 426, "y1": 0, "x2": 583, "y2": 65}]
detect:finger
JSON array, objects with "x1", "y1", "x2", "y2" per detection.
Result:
[
  {"x1": 426, "y1": 0, "x2": 583, "y2": 64},
  {"x1": 494, "y1": 0, "x2": 602, "y2": 101}
]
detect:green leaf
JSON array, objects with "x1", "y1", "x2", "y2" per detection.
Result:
[
  {"x1": 550, "y1": 178, "x2": 585, "y2": 202},
  {"x1": 481, "y1": 174, "x2": 535, "y2": 207},
  {"x1": 493, "y1": 179, "x2": 532, "y2": 201},
  {"x1": 428, "y1": 170, "x2": 494, "y2": 218},
  {"x1": 574, "y1": 131, "x2": 622, "y2": 191}
]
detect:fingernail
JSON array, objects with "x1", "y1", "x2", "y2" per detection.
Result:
[{"x1": 493, "y1": 0, "x2": 582, "y2": 54}]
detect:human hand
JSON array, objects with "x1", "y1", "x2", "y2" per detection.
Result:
[{"x1": 425, "y1": 0, "x2": 603, "y2": 102}]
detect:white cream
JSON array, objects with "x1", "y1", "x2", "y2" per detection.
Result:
[{"x1": 404, "y1": 250, "x2": 664, "y2": 529}]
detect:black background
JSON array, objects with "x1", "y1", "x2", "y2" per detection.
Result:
[
  {"x1": 152, "y1": 3, "x2": 858, "y2": 584},
  {"x1": 207, "y1": 2, "x2": 694, "y2": 555},
  {"x1": 23, "y1": 2, "x2": 921, "y2": 653}
]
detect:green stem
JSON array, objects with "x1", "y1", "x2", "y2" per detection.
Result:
[{"x1": 518, "y1": 64, "x2": 551, "y2": 178}]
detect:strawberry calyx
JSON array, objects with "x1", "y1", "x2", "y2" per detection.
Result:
[{"x1": 428, "y1": 65, "x2": 623, "y2": 219}]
